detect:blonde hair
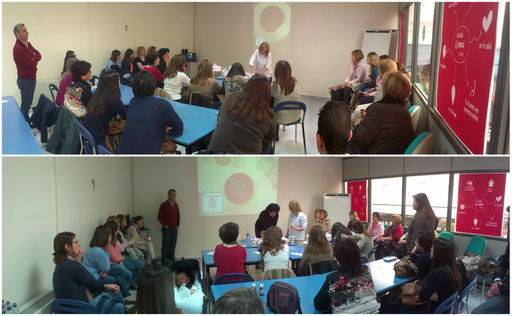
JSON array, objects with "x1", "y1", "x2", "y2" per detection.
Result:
[
  {"x1": 136, "y1": 46, "x2": 145, "y2": 58},
  {"x1": 367, "y1": 52, "x2": 379, "y2": 69},
  {"x1": 348, "y1": 210, "x2": 359, "y2": 220},
  {"x1": 382, "y1": 71, "x2": 411, "y2": 101},
  {"x1": 391, "y1": 214, "x2": 402, "y2": 225},
  {"x1": 289, "y1": 200, "x2": 301, "y2": 215},
  {"x1": 259, "y1": 42, "x2": 270, "y2": 57},
  {"x1": 378, "y1": 58, "x2": 398, "y2": 76}
]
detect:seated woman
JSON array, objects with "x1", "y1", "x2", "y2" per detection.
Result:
[
  {"x1": 330, "y1": 49, "x2": 369, "y2": 105},
  {"x1": 213, "y1": 287, "x2": 265, "y2": 314},
  {"x1": 259, "y1": 226, "x2": 295, "y2": 280},
  {"x1": 63, "y1": 60, "x2": 92, "y2": 118},
  {"x1": 393, "y1": 238, "x2": 461, "y2": 313},
  {"x1": 330, "y1": 222, "x2": 352, "y2": 246},
  {"x1": 314, "y1": 238, "x2": 379, "y2": 313},
  {"x1": 208, "y1": 75, "x2": 274, "y2": 154},
  {"x1": 310, "y1": 209, "x2": 332, "y2": 233},
  {"x1": 60, "y1": 50, "x2": 76, "y2": 78},
  {"x1": 84, "y1": 70, "x2": 127, "y2": 146},
  {"x1": 409, "y1": 231, "x2": 434, "y2": 280},
  {"x1": 299, "y1": 226, "x2": 334, "y2": 276},
  {"x1": 122, "y1": 49, "x2": 135, "y2": 74},
  {"x1": 189, "y1": 59, "x2": 222, "y2": 102},
  {"x1": 367, "y1": 212, "x2": 384, "y2": 240},
  {"x1": 347, "y1": 71, "x2": 414, "y2": 154},
  {"x1": 117, "y1": 71, "x2": 183, "y2": 154},
  {"x1": 132, "y1": 46, "x2": 146, "y2": 73},
  {"x1": 136, "y1": 267, "x2": 182, "y2": 313},
  {"x1": 348, "y1": 210, "x2": 359, "y2": 225},
  {"x1": 163, "y1": 54, "x2": 191, "y2": 102},
  {"x1": 351, "y1": 52, "x2": 379, "y2": 108},
  {"x1": 222, "y1": 63, "x2": 248, "y2": 98},
  {"x1": 52, "y1": 232, "x2": 125, "y2": 313},
  {"x1": 349, "y1": 220, "x2": 375, "y2": 261},
  {"x1": 56, "y1": 57, "x2": 77, "y2": 106},
  {"x1": 374, "y1": 214, "x2": 404, "y2": 260},
  {"x1": 157, "y1": 48, "x2": 170, "y2": 75},
  {"x1": 126, "y1": 215, "x2": 158, "y2": 268},
  {"x1": 142, "y1": 53, "x2": 164, "y2": 88},
  {"x1": 272, "y1": 60, "x2": 300, "y2": 140},
  {"x1": 106, "y1": 50, "x2": 122, "y2": 70}
]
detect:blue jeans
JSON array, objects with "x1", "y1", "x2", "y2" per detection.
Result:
[
  {"x1": 356, "y1": 81, "x2": 376, "y2": 92},
  {"x1": 17, "y1": 78, "x2": 36, "y2": 122},
  {"x1": 162, "y1": 227, "x2": 178, "y2": 261},
  {"x1": 330, "y1": 86, "x2": 353, "y2": 104},
  {"x1": 90, "y1": 291, "x2": 126, "y2": 314},
  {"x1": 95, "y1": 275, "x2": 117, "y2": 289},
  {"x1": 108, "y1": 264, "x2": 133, "y2": 298},
  {"x1": 472, "y1": 294, "x2": 510, "y2": 314},
  {"x1": 123, "y1": 255, "x2": 144, "y2": 285}
]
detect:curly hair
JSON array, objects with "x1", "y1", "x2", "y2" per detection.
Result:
[{"x1": 258, "y1": 226, "x2": 284, "y2": 256}]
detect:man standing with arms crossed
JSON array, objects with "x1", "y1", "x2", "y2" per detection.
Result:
[
  {"x1": 13, "y1": 23, "x2": 41, "y2": 124},
  {"x1": 158, "y1": 189, "x2": 180, "y2": 262}
]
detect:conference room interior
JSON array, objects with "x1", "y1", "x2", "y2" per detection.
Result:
[
  {"x1": 3, "y1": 155, "x2": 509, "y2": 313},
  {"x1": 2, "y1": 2, "x2": 509, "y2": 155}
]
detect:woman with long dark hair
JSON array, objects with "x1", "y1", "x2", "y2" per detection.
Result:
[
  {"x1": 350, "y1": 220, "x2": 375, "y2": 261},
  {"x1": 122, "y1": 49, "x2": 135, "y2": 74},
  {"x1": 84, "y1": 70, "x2": 127, "y2": 146},
  {"x1": 207, "y1": 74, "x2": 275, "y2": 154},
  {"x1": 405, "y1": 193, "x2": 438, "y2": 255},
  {"x1": 223, "y1": 63, "x2": 247, "y2": 97},
  {"x1": 106, "y1": 50, "x2": 122, "y2": 70},
  {"x1": 136, "y1": 267, "x2": 181, "y2": 313},
  {"x1": 314, "y1": 238, "x2": 379, "y2": 313},
  {"x1": 272, "y1": 60, "x2": 300, "y2": 122}
]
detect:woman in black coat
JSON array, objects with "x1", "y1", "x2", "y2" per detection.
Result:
[
  {"x1": 254, "y1": 203, "x2": 280, "y2": 238},
  {"x1": 347, "y1": 72, "x2": 414, "y2": 154}
]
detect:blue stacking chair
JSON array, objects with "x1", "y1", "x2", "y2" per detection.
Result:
[
  {"x1": 360, "y1": 256, "x2": 369, "y2": 264},
  {"x1": 273, "y1": 101, "x2": 307, "y2": 154},
  {"x1": 368, "y1": 245, "x2": 378, "y2": 259},
  {"x1": 433, "y1": 292, "x2": 458, "y2": 314},
  {"x1": 97, "y1": 144, "x2": 113, "y2": 154},
  {"x1": 453, "y1": 278, "x2": 477, "y2": 313},
  {"x1": 214, "y1": 273, "x2": 254, "y2": 285},
  {"x1": 405, "y1": 132, "x2": 433, "y2": 154},
  {"x1": 74, "y1": 119, "x2": 96, "y2": 154},
  {"x1": 49, "y1": 84, "x2": 59, "y2": 103},
  {"x1": 51, "y1": 299, "x2": 98, "y2": 314}
]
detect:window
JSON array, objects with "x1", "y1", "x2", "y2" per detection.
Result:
[
  {"x1": 405, "y1": 4, "x2": 415, "y2": 71},
  {"x1": 413, "y1": 2, "x2": 435, "y2": 98},
  {"x1": 371, "y1": 177, "x2": 402, "y2": 225},
  {"x1": 452, "y1": 173, "x2": 510, "y2": 238},
  {"x1": 405, "y1": 174, "x2": 450, "y2": 230}
]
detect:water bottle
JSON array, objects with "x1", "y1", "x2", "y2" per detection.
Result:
[
  {"x1": 12, "y1": 303, "x2": 18, "y2": 314},
  {"x1": 246, "y1": 232, "x2": 250, "y2": 244}
]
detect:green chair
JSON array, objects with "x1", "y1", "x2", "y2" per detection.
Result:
[
  {"x1": 466, "y1": 235, "x2": 487, "y2": 257},
  {"x1": 364, "y1": 222, "x2": 370, "y2": 229},
  {"x1": 438, "y1": 231, "x2": 454, "y2": 242},
  {"x1": 384, "y1": 224, "x2": 389, "y2": 231},
  {"x1": 402, "y1": 226, "x2": 408, "y2": 234}
]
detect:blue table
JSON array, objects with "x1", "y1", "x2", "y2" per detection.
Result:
[
  {"x1": 120, "y1": 85, "x2": 218, "y2": 154},
  {"x1": 2, "y1": 96, "x2": 44, "y2": 154},
  {"x1": 211, "y1": 258, "x2": 415, "y2": 314}
]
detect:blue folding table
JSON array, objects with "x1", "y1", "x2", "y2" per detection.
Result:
[{"x1": 2, "y1": 96, "x2": 44, "y2": 154}]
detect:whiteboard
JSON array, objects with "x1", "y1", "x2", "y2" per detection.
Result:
[
  {"x1": 361, "y1": 30, "x2": 396, "y2": 57},
  {"x1": 323, "y1": 194, "x2": 352, "y2": 227}
]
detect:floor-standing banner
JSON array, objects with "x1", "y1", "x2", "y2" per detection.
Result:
[
  {"x1": 437, "y1": 2, "x2": 499, "y2": 154},
  {"x1": 347, "y1": 181, "x2": 368, "y2": 222},
  {"x1": 456, "y1": 173, "x2": 506, "y2": 237}
]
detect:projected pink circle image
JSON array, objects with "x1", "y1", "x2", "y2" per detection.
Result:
[
  {"x1": 260, "y1": 5, "x2": 285, "y2": 33},
  {"x1": 224, "y1": 173, "x2": 254, "y2": 204}
]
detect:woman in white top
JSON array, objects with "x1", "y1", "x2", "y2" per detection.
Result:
[
  {"x1": 163, "y1": 54, "x2": 190, "y2": 102},
  {"x1": 287, "y1": 200, "x2": 308, "y2": 245},
  {"x1": 249, "y1": 42, "x2": 272, "y2": 76},
  {"x1": 259, "y1": 226, "x2": 290, "y2": 271}
]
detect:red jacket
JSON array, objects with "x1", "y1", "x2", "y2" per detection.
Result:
[
  {"x1": 13, "y1": 39, "x2": 41, "y2": 79},
  {"x1": 158, "y1": 200, "x2": 180, "y2": 228},
  {"x1": 143, "y1": 66, "x2": 164, "y2": 83}
]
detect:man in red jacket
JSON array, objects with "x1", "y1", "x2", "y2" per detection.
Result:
[
  {"x1": 158, "y1": 189, "x2": 180, "y2": 261},
  {"x1": 13, "y1": 23, "x2": 41, "y2": 123}
]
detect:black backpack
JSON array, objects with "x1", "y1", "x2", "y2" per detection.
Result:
[
  {"x1": 267, "y1": 281, "x2": 302, "y2": 314},
  {"x1": 456, "y1": 259, "x2": 471, "y2": 289}
]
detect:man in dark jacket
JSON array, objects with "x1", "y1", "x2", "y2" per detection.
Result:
[
  {"x1": 472, "y1": 242, "x2": 509, "y2": 314},
  {"x1": 254, "y1": 203, "x2": 280, "y2": 238}
]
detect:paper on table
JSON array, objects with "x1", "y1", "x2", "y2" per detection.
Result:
[
  {"x1": 290, "y1": 252, "x2": 302, "y2": 256},
  {"x1": 207, "y1": 251, "x2": 214, "y2": 255},
  {"x1": 2, "y1": 100, "x2": 8, "y2": 103}
]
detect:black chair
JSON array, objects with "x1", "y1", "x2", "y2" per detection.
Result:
[
  {"x1": 189, "y1": 93, "x2": 214, "y2": 108},
  {"x1": 49, "y1": 84, "x2": 59, "y2": 103},
  {"x1": 309, "y1": 260, "x2": 337, "y2": 275},
  {"x1": 273, "y1": 101, "x2": 307, "y2": 154}
]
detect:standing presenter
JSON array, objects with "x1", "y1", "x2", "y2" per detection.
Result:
[{"x1": 249, "y1": 42, "x2": 272, "y2": 76}]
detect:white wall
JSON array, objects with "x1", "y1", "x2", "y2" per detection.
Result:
[
  {"x1": 194, "y1": 2, "x2": 399, "y2": 97},
  {"x1": 2, "y1": 2, "x2": 195, "y2": 104},
  {"x1": 132, "y1": 157, "x2": 343, "y2": 258},
  {"x1": 2, "y1": 157, "x2": 133, "y2": 307}
]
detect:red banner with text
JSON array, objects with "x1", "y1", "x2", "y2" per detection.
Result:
[
  {"x1": 347, "y1": 181, "x2": 368, "y2": 222},
  {"x1": 455, "y1": 173, "x2": 506, "y2": 237},
  {"x1": 436, "y1": 2, "x2": 499, "y2": 154}
]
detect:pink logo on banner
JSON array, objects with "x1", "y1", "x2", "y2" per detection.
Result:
[
  {"x1": 347, "y1": 181, "x2": 368, "y2": 222},
  {"x1": 436, "y1": 2, "x2": 499, "y2": 154},
  {"x1": 456, "y1": 173, "x2": 506, "y2": 237}
]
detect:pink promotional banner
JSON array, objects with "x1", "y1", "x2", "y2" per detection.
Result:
[
  {"x1": 347, "y1": 181, "x2": 368, "y2": 222},
  {"x1": 436, "y1": 2, "x2": 499, "y2": 154},
  {"x1": 456, "y1": 173, "x2": 506, "y2": 237}
]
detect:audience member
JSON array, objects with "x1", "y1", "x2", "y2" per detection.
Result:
[
  {"x1": 330, "y1": 222, "x2": 352, "y2": 245},
  {"x1": 157, "y1": 48, "x2": 170, "y2": 75},
  {"x1": 374, "y1": 214, "x2": 404, "y2": 259},
  {"x1": 143, "y1": 53, "x2": 164, "y2": 87},
  {"x1": 409, "y1": 231, "x2": 434, "y2": 279},
  {"x1": 133, "y1": 46, "x2": 146, "y2": 72},
  {"x1": 347, "y1": 71, "x2": 414, "y2": 154},
  {"x1": 208, "y1": 74, "x2": 274, "y2": 154},
  {"x1": 368, "y1": 212, "x2": 384, "y2": 240},
  {"x1": 314, "y1": 238, "x2": 379, "y2": 313},
  {"x1": 249, "y1": 42, "x2": 272, "y2": 76},
  {"x1": 272, "y1": 60, "x2": 300, "y2": 140},
  {"x1": 222, "y1": 62, "x2": 248, "y2": 98},
  {"x1": 126, "y1": 215, "x2": 159, "y2": 268},
  {"x1": 350, "y1": 52, "x2": 379, "y2": 108},
  {"x1": 136, "y1": 267, "x2": 182, "y2": 314},
  {"x1": 348, "y1": 210, "x2": 360, "y2": 222},
  {"x1": 122, "y1": 49, "x2": 135, "y2": 74},
  {"x1": 61, "y1": 50, "x2": 76, "y2": 77},
  {"x1": 82, "y1": 225, "x2": 118, "y2": 287},
  {"x1": 316, "y1": 101, "x2": 352, "y2": 154},
  {"x1": 56, "y1": 57, "x2": 76, "y2": 106},
  {"x1": 350, "y1": 220, "x2": 375, "y2": 261},
  {"x1": 114, "y1": 214, "x2": 145, "y2": 271},
  {"x1": 213, "y1": 287, "x2": 265, "y2": 314},
  {"x1": 147, "y1": 46, "x2": 157, "y2": 57},
  {"x1": 259, "y1": 226, "x2": 294, "y2": 279},
  {"x1": 404, "y1": 193, "x2": 438, "y2": 255},
  {"x1": 106, "y1": 50, "x2": 122, "y2": 70},
  {"x1": 287, "y1": 200, "x2": 308, "y2": 245},
  {"x1": 84, "y1": 69, "x2": 127, "y2": 146},
  {"x1": 330, "y1": 49, "x2": 369, "y2": 105},
  {"x1": 117, "y1": 71, "x2": 183, "y2": 154},
  {"x1": 63, "y1": 60, "x2": 92, "y2": 117},
  {"x1": 299, "y1": 225, "x2": 334, "y2": 275},
  {"x1": 163, "y1": 54, "x2": 190, "y2": 102},
  {"x1": 355, "y1": 58, "x2": 397, "y2": 107},
  {"x1": 255, "y1": 203, "x2": 280, "y2": 238},
  {"x1": 213, "y1": 222, "x2": 247, "y2": 277},
  {"x1": 310, "y1": 209, "x2": 332, "y2": 233},
  {"x1": 52, "y1": 232, "x2": 125, "y2": 313},
  {"x1": 189, "y1": 59, "x2": 222, "y2": 100}
]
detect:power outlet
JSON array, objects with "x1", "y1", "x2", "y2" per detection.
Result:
[{"x1": 91, "y1": 179, "x2": 96, "y2": 191}]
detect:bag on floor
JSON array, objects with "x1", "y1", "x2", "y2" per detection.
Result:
[
  {"x1": 478, "y1": 258, "x2": 498, "y2": 278},
  {"x1": 401, "y1": 282, "x2": 426, "y2": 306},
  {"x1": 267, "y1": 281, "x2": 302, "y2": 314}
]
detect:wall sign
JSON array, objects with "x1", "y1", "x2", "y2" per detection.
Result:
[{"x1": 347, "y1": 181, "x2": 368, "y2": 222}]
